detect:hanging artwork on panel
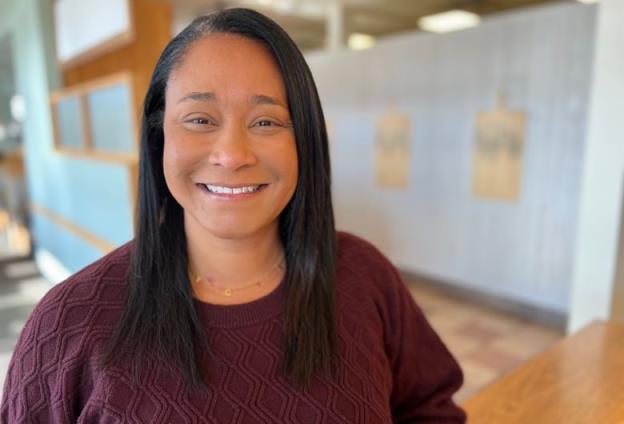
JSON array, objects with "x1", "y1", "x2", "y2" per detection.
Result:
[
  {"x1": 375, "y1": 112, "x2": 411, "y2": 189},
  {"x1": 472, "y1": 94, "x2": 526, "y2": 201}
]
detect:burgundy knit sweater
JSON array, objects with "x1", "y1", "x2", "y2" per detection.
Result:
[{"x1": 1, "y1": 232, "x2": 465, "y2": 423}]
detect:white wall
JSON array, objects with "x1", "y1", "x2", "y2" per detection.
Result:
[
  {"x1": 54, "y1": 0, "x2": 131, "y2": 63},
  {"x1": 568, "y1": 0, "x2": 624, "y2": 332},
  {"x1": 307, "y1": 2, "x2": 597, "y2": 314}
]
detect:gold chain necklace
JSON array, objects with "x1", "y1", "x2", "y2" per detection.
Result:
[{"x1": 190, "y1": 256, "x2": 285, "y2": 297}]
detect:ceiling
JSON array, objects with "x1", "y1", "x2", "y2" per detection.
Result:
[{"x1": 163, "y1": 0, "x2": 573, "y2": 50}]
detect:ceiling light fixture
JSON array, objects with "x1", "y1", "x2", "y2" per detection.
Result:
[
  {"x1": 348, "y1": 33, "x2": 375, "y2": 51},
  {"x1": 418, "y1": 9, "x2": 481, "y2": 34}
]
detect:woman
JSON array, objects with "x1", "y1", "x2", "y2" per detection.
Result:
[{"x1": 1, "y1": 8, "x2": 465, "y2": 423}]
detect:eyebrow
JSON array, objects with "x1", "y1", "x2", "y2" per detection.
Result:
[
  {"x1": 177, "y1": 91, "x2": 216, "y2": 104},
  {"x1": 176, "y1": 91, "x2": 286, "y2": 108},
  {"x1": 250, "y1": 94, "x2": 286, "y2": 108}
]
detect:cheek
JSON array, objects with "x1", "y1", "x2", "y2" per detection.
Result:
[
  {"x1": 283, "y1": 144, "x2": 299, "y2": 192},
  {"x1": 288, "y1": 158, "x2": 299, "y2": 190},
  {"x1": 162, "y1": 139, "x2": 179, "y2": 178},
  {"x1": 162, "y1": 140, "x2": 180, "y2": 190},
  {"x1": 162, "y1": 128, "x2": 194, "y2": 194},
  {"x1": 163, "y1": 126, "x2": 194, "y2": 179}
]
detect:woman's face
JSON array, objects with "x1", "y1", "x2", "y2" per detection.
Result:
[{"x1": 162, "y1": 34, "x2": 298, "y2": 241}]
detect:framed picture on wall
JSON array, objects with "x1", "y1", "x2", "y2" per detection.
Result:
[
  {"x1": 472, "y1": 94, "x2": 526, "y2": 201},
  {"x1": 375, "y1": 112, "x2": 411, "y2": 189}
]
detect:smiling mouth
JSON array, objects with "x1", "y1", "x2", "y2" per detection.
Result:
[{"x1": 199, "y1": 183, "x2": 268, "y2": 195}]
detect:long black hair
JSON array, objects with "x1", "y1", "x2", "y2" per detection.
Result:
[{"x1": 102, "y1": 8, "x2": 337, "y2": 390}]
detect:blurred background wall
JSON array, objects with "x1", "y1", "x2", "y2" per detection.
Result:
[
  {"x1": 0, "y1": 0, "x2": 171, "y2": 279},
  {"x1": 308, "y1": 3, "x2": 595, "y2": 321}
]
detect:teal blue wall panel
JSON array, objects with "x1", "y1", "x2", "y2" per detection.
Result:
[
  {"x1": 1, "y1": 0, "x2": 135, "y2": 275},
  {"x1": 88, "y1": 84, "x2": 135, "y2": 154},
  {"x1": 28, "y1": 155, "x2": 134, "y2": 246},
  {"x1": 31, "y1": 213, "x2": 104, "y2": 274},
  {"x1": 55, "y1": 97, "x2": 83, "y2": 148}
]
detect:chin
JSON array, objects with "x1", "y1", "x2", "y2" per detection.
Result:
[
  {"x1": 203, "y1": 219, "x2": 273, "y2": 241},
  {"x1": 183, "y1": 208, "x2": 280, "y2": 242},
  {"x1": 208, "y1": 226, "x2": 252, "y2": 240}
]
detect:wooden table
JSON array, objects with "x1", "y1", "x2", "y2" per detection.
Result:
[{"x1": 463, "y1": 321, "x2": 624, "y2": 423}]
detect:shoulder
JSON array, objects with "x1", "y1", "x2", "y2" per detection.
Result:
[
  {"x1": 336, "y1": 231, "x2": 400, "y2": 284},
  {"x1": 1, "y1": 242, "x2": 134, "y2": 421},
  {"x1": 17, "y1": 241, "x2": 133, "y2": 350},
  {"x1": 35, "y1": 240, "x2": 133, "y2": 316},
  {"x1": 336, "y1": 231, "x2": 394, "y2": 270},
  {"x1": 335, "y1": 231, "x2": 407, "y2": 304}
]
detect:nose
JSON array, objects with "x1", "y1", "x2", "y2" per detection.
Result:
[{"x1": 207, "y1": 124, "x2": 257, "y2": 170}]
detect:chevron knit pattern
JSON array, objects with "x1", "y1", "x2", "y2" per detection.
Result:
[{"x1": 1, "y1": 232, "x2": 465, "y2": 423}]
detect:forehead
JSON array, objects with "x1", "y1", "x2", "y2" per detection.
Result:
[{"x1": 167, "y1": 33, "x2": 287, "y2": 101}]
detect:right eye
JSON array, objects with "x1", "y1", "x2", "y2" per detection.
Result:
[
  {"x1": 182, "y1": 116, "x2": 217, "y2": 131},
  {"x1": 184, "y1": 117, "x2": 211, "y2": 125}
]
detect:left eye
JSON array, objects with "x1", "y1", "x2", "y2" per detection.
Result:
[{"x1": 255, "y1": 120, "x2": 278, "y2": 127}]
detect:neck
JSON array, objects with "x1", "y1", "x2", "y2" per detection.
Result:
[{"x1": 184, "y1": 215, "x2": 284, "y2": 289}]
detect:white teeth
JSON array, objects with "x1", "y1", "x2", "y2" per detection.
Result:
[{"x1": 205, "y1": 184, "x2": 261, "y2": 194}]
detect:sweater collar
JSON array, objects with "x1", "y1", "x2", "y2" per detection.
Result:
[{"x1": 194, "y1": 277, "x2": 286, "y2": 328}]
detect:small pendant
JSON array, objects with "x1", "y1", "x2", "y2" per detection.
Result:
[{"x1": 224, "y1": 288, "x2": 232, "y2": 297}]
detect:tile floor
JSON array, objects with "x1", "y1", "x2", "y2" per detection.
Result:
[
  {"x1": 0, "y1": 256, "x2": 564, "y2": 406},
  {"x1": 404, "y1": 275, "x2": 564, "y2": 403}
]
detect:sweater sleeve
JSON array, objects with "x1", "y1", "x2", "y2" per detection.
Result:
[
  {"x1": 1, "y1": 283, "x2": 94, "y2": 423},
  {"x1": 382, "y1": 267, "x2": 466, "y2": 423}
]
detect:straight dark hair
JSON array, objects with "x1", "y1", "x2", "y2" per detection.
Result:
[{"x1": 101, "y1": 8, "x2": 337, "y2": 390}]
